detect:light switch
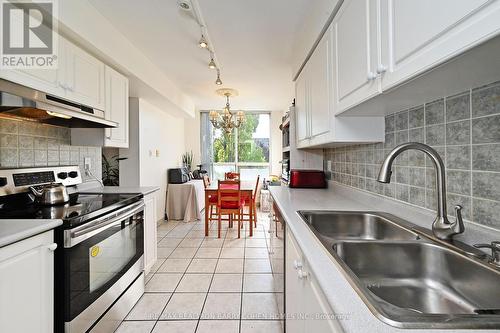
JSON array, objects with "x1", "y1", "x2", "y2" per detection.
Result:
[
  {"x1": 84, "y1": 157, "x2": 91, "y2": 171},
  {"x1": 155, "y1": 149, "x2": 160, "y2": 157}
]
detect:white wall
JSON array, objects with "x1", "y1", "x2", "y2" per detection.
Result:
[
  {"x1": 184, "y1": 109, "x2": 283, "y2": 177},
  {"x1": 184, "y1": 110, "x2": 202, "y2": 167},
  {"x1": 120, "y1": 98, "x2": 185, "y2": 219}
]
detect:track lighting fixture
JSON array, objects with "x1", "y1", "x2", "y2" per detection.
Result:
[
  {"x1": 199, "y1": 35, "x2": 208, "y2": 48},
  {"x1": 208, "y1": 57, "x2": 216, "y2": 69},
  {"x1": 215, "y1": 71, "x2": 222, "y2": 85}
]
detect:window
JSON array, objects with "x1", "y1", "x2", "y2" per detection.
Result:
[{"x1": 201, "y1": 112, "x2": 270, "y2": 181}]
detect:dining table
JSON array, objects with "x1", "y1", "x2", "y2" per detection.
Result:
[{"x1": 204, "y1": 181, "x2": 255, "y2": 237}]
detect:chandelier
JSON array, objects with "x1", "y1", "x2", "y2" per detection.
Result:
[{"x1": 209, "y1": 88, "x2": 245, "y2": 134}]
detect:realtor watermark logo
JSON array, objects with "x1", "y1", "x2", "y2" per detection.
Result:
[{"x1": 1, "y1": 0, "x2": 58, "y2": 69}]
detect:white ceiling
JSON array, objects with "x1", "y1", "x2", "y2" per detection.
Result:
[{"x1": 88, "y1": 0, "x2": 313, "y2": 112}]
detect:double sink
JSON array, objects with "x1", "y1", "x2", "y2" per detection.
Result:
[{"x1": 298, "y1": 211, "x2": 500, "y2": 329}]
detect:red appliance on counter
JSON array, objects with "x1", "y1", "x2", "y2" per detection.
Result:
[{"x1": 288, "y1": 169, "x2": 327, "y2": 188}]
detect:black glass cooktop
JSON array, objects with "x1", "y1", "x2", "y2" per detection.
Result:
[{"x1": 0, "y1": 192, "x2": 143, "y2": 228}]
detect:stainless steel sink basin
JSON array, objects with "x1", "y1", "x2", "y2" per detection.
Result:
[
  {"x1": 298, "y1": 210, "x2": 500, "y2": 329},
  {"x1": 335, "y1": 242, "x2": 500, "y2": 315},
  {"x1": 298, "y1": 211, "x2": 419, "y2": 241}
]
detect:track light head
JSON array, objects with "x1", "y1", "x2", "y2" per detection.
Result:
[
  {"x1": 199, "y1": 35, "x2": 208, "y2": 48},
  {"x1": 208, "y1": 58, "x2": 217, "y2": 69},
  {"x1": 215, "y1": 73, "x2": 223, "y2": 85}
]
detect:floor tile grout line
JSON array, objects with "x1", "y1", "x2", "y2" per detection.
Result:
[
  {"x1": 239, "y1": 220, "x2": 247, "y2": 333},
  {"x1": 124, "y1": 220, "x2": 187, "y2": 332},
  {"x1": 150, "y1": 221, "x2": 199, "y2": 330},
  {"x1": 195, "y1": 218, "x2": 229, "y2": 332},
  {"x1": 118, "y1": 213, "x2": 274, "y2": 332}
]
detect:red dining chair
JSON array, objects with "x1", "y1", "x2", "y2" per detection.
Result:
[
  {"x1": 203, "y1": 175, "x2": 217, "y2": 223},
  {"x1": 225, "y1": 172, "x2": 240, "y2": 180},
  {"x1": 217, "y1": 180, "x2": 245, "y2": 238},
  {"x1": 242, "y1": 175, "x2": 260, "y2": 229}
]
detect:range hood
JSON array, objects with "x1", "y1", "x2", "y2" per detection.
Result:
[{"x1": 0, "y1": 79, "x2": 117, "y2": 128}]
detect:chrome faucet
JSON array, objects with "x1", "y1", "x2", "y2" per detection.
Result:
[
  {"x1": 474, "y1": 242, "x2": 500, "y2": 267},
  {"x1": 377, "y1": 142, "x2": 464, "y2": 240}
]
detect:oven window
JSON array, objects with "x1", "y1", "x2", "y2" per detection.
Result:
[
  {"x1": 89, "y1": 222, "x2": 137, "y2": 292},
  {"x1": 63, "y1": 211, "x2": 144, "y2": 321}
]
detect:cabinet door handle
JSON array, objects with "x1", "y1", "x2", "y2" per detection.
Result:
[
  {"x1": 376, "y1": 65, "x2": 387, "y2": 74},
  {"x1": 367, "y1": 72, "x2": 377, "y2": 81},
  {"x1": 293, "y1": 260, "x2": 303, "y2": 270},
  {"x1": 47, "y1": 243, "x2": 58, "y2": 251},
  {"x1": 297, "y1": 269, "x2": 308, "y2": 279}
]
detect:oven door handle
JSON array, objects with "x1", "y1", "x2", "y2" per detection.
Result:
[{"x1": 64, "y1": 201, "x2": 145, "y2": 248}]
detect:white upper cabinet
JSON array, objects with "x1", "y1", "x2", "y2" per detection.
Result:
[
  {"x1": 295, "y1": 28, "x2": 333, "y2": 148},
  {"x1": 104, "y1": 66, "x2": 129, "y2": 148},
  {"x1": 0, "y1": 42, "x2": 65, "y2": 97},
  {"x1": 0, "y1": 36, "x2": 106, "y2": 111},
  {"x1": 295, "y1": 68, "x2": 309, "y2": 145},
  {"x1": 333, "y1": 0, "x2": 381, "y2": 113},
  {"x1": 0, "y1": 67, "x2": 65, "y2": 97},
  {"x1": 309, "y1": 26, "x2": 332, "y2": 139},
  {"x1": 379, "y1": 0, "x2": 500, "y2": 90},
  {"x1": 63, "y1": 39, "x2": 106, "y2": 110},
  {"x1": 294, "y1": 19, "x2": 385, "y2": 148}
]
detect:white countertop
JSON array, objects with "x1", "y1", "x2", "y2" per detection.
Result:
[
  {"x1": 0, "y1": 219, "x2": 61, "y2": 248},
  {"x1": 79, "y1": 186, "x2": 160, "y2": 196},
  {"x1": 269, "y1": 182, "x2": 500, "y2": 333}
]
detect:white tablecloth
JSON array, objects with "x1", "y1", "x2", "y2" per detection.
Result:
[{"x1": 165, "y1": 180, "x2": 205, "y2": 222}]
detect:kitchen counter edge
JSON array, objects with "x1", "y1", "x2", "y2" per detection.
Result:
[
  {"x1": 79, "y1": 186, "x2": 160, "y2": 196},
  {"x1": 0, "y1": 219, "x2": 62, "y2": 248}
]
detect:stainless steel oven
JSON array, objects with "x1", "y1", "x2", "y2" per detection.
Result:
[{"x1": 56, "y1": 200, "x2": 145, "y2": 333}]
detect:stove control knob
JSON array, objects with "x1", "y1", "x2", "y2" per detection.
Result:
[
  {"x1": 57, "y1": 172, "x2": 68, "y2": 180},
  {"x1": 68, "y1": 171, "x2": 79, "y2": 178},
  {"x1": 0, "y1": 177, "x2": 7, "y2": 187}
]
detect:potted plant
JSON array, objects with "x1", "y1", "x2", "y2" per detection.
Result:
[
  {"x1": 182, "y1": 151, "x2": 193, "y2": 172},
  {"x1": 102, "y1": 154, "x2": 124, "y2": 186}
]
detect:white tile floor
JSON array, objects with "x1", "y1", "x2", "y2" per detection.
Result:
[{"x1": 115, "y1": 212, "x2": 282, "y2": 333}]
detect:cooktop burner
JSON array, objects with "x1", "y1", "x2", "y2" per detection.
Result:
[{"x1": 0, "y1": 192, "x2": 143, "y2": 228}]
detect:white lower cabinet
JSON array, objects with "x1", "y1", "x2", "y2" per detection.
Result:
[
  {"x1": 286, "y1": 229, "x2": 343, "y2": 333},
  {"x1": 143, "y1": 193, "x2": 158, "y2": 274},
  {"x1": 0, "y1": 231, "x2": 56, "y2": 333}
]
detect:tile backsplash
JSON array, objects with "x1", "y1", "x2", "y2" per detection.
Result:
[
  {"x1": 0, "y1": 118, "x2": 101, "y2": 182},
  {"x1": 324, "y1": 80, "x2": 500, "y2": 231}
]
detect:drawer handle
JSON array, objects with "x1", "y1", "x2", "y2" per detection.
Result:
[
  {"x1": 47, "y1": 243, "x2": 58, "y2": 251},
  {"x1": 297, "y1": 269, "x2": 308, "y2": 279},
  {"x1": 293, "y1": 260, "x2": 303, "y2": 270}
]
